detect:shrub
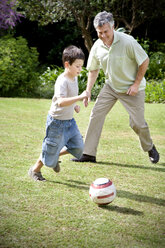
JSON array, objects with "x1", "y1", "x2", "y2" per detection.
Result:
[
  {"x1": 145, "y1": 79, "x2": 165, "y2": 103},
  {"x1": 146, "y1": 52, "x2": 165, "y2": 80},
  {"x1": 37, "y1": 66, "x2": 64, "y2": 98},
  {"x1": 37, "y1": 64, "x2": 165, "y2": 103},
  {"x1": 37, "y1": 66, "x2": 105, "y2": 100},
  {"x1": 139, "y1": 39, "x2": 165, "y2": 80},
  {"x1": 78, "y1": 67, "x2": 105, "y2": 100},
  {"x1": 0, "y1": 35, "x2": 39, "y2": 97}
]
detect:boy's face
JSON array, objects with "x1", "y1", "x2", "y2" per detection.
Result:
[{"x1": 67, "y1": 59, "x2": 84, "y2": 77}]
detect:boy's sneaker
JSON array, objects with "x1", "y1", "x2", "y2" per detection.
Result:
[
  {"x1": 148, "y1": 145, "x2": 160, "y2": 164},
  {"x1": 28, "y1": 167, "x2": 46, "y2": 181},
  {"x1": 53, "y1": 161, "x2": 61, "y2": 173}
]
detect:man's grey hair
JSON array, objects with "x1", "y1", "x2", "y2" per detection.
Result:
[{"x1": 93, "y1": 11, "x2": 114, "y2": 29}]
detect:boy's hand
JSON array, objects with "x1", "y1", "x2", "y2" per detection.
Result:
[
  {"x1": 74, "y1": 105, "x2": 80, "y2": 113},
  {"x1": 80, "y1": 90, "x2": 90, "y2": 99}
]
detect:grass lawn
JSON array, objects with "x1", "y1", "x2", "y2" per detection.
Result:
[{"x1": 0, "y1": 97, "x2": 165, "y2": 248}]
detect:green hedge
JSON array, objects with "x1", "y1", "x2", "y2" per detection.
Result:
[
  {"x1": 38, "y1": 66, "x2": 105, "y2": 100},
  {"x1": 38, "y1": 38, "x2": 165, "y2": 103},
  {"x1": 36, "y1": 66, "x2": 64, "y2": 99},
  {"x1": 38, "y1": 66, "x2": 165, "y2": 103},
  {"x1": 145, "y1": 80, "x2": 165, "y2": 103},
  {"x1": 1, "y1": 35, "x2": 164, "y2": 102},
  {"x1": 0, "y1": 35, "x2": 39, "y2": 97}
]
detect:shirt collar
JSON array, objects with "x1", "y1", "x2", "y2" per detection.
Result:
[{"x1": 113, "y1": 31, "x2": 120, "y2": 45}]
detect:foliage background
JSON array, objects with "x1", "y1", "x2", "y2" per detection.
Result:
[
  {"x1": 0, "y1": 35, "x2": 39, "y2": 97},
  {"x1": 0, "y1": 2, "x2": 165, "y2": 246},
  {"x1": 0, "y1": 0, "x2": 164, "y2": 100}
]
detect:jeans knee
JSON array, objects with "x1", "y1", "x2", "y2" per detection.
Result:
[{"x1": 69, "y1": 147, "x2": 83, "y2": 159}]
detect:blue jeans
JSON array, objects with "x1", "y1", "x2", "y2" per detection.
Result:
[{"x1": 41, "y1": 115, "x2": 84, "y2": 168}]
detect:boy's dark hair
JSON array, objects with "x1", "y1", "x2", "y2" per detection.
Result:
[{"x1": 62, "y1": 45, "x2": 85, "y2": 66}]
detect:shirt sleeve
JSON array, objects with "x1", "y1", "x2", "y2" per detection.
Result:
[
  {"x1": 86, "y1": 44, "x2": 100, "y2": 71},
  {"x1": 55, "y1": 77, "x2": 68, "y2": 98},
  {"x1": 127, "y1": 39, "x2": 148, "y2": 66}
]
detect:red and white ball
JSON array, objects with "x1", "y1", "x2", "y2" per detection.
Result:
[{"x1": 89, "y1": 178, "x2": 116, "y2": 205}]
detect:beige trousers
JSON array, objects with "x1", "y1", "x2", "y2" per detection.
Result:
[{"x1": 83, "y1": 83, "x2": 153, "y2": 156}]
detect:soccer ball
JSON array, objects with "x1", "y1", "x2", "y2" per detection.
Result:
[{"x1": 89, "y1": 178, "x2": 116, "y2": 205}]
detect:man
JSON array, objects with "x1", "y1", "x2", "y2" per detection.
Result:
[{"x1": 72, "y1": 11, "x2": 159, "y2": 164}]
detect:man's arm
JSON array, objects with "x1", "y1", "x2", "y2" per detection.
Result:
[
  {"x1": 127, "y1": 57, "x2": 149, "y2": 96},
  {"x1": 84, "y1": 69, "x2": 100, "y2": 106}
]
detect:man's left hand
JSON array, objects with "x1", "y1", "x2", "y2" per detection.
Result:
[{"x1": 127, "y1": 84, "x2": 139, "y2": 96}]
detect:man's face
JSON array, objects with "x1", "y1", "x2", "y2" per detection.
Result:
[{"x1": 96, "y1": 23, "x2": 114, "y2": 46}]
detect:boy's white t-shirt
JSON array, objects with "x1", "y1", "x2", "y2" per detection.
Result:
[{"x1": 49, "y1": 72, "x2": 78, "y2": 120}]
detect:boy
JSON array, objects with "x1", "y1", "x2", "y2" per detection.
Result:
[{"x1": 29, "y1": 45, "x2": 89, "y2": 181}]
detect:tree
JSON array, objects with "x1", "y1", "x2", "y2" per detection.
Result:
[
  {"x1": 19, "y1": 0, "x2": 102, "y2": 52},
  {"x1": 19, "y1": 0, "x2": 165, "y2": 52},
  {"x1": 0, "y1": 0, "x2": 22, "y2": 30},
  {"x1": 111, "y1": 0, "x2": 165, "y2": 34}
]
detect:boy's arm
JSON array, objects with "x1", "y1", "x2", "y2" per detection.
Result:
[{"x1": 57, "y1": 90, "x2": 89, "y2": 107}]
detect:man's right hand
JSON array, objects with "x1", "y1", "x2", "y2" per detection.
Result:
[
  {"x1": 83, "y1": 97, "x2": 88, "y2": 107},
  {"x1": 83, "y1": 90, "x2": 91, "y2": 107},
  {"x1": 83, "y1": 70, "x2": 99, "y2": 107}
]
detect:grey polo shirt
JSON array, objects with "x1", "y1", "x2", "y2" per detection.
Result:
[
  {"x1": 87, "y1": 31, "x2": 148, "y2": 93},
  {"x1": 49, "y1": 73, "x2": 78, "y2": 120}
]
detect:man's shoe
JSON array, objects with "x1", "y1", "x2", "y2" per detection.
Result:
[
  {"x1": 148, "y1": 145, "x2": 159, "y2": 164},
  {"x1": 71, "y1": 154, "x2": 96, "y2": 163},
  {"x1": 53, "y1": 161, "x2": 61, "y2": 173},
  {"x1": 28, "y1": 167, "x2": 46, "y2": 181}
]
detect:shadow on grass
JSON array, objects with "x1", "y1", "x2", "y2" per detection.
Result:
[
  {"x1": 47, "y1": 180, "x2": 144, "y2": 216},
  {"x1": 117, "y1": 190, "x2": 165, "y2": 207},
  {"x1": 98, "y1": 205, "x2": 143, "y2": 215},
  {"x1": 47, "y1": 179, "x2": 89, "y2": 191},
  {"x1": 97, "y1": 161, "x2": 165, "y2": 172},
  {"x1": 159, "y1": 163, "x2": 165, "y2": 166},
  {"x1": 47, "y1": 180, "x2": 165, "y2": 207}
]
